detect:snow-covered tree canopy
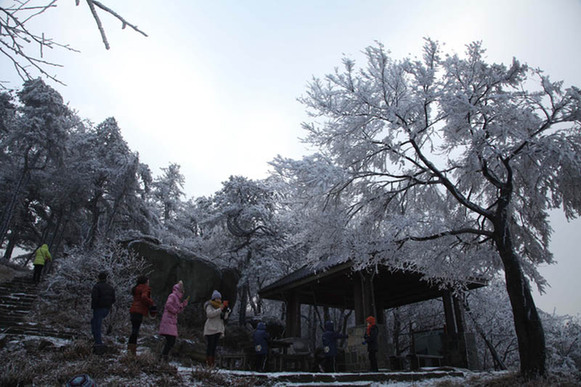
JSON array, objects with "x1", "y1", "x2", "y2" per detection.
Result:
[{"x1": 274, "y1": 39, "x2": 581, "y2": 289}]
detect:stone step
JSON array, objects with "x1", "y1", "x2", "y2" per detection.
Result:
[
  {"x1": 0, "y1": 312, "x2": 30, "y2": 320},
  {"x1": 0, "y1": 300, "x2": 36, "y2": 309},
  {"x1": 0, "y1": 275, "x2": 77, "y2": 342},
  {"x1": 0, "y1": 326, "x2": 77, "y2": 340},
  {"x1": 223, "y1": 369, "x2": 465, "y2": 384},
  {"x1": 0, "y1": 290, "x2": 38, "y2": 297},
  {"x1": 0, "y1": 298, "x2": 37, "y2": 305}
]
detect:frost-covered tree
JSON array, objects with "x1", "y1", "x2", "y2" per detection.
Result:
[
  {"x1": 0, "y1": 78, "x2": 75, "y2": 247},
  {"x1": 465, "y1": 279, "x2": 519, "y2": 370},
  {"x1": 0, "y1": 82, "x2": 156, "y2": 257},
  {"x1": 78, "y1": 117, "x2": 153, "y2": 247},
  {"x1": 543, "y1": 312, "x2": 581, "y2": 375},
  {"x1": 197, "y1": 176, "x2": 291, "y2": 325},
  {"x1": 274, "y1": 39, "x2": 581, "y2": 378},
  {"x1": 152, "y1": 163, "x2": 185, "y2": 224}
]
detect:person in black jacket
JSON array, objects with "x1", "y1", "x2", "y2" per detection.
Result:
[
  {"x1": 91, "y1": 271, "x2": 116, "y2": 351},
  {"x1": 321, "y1": 320, "x2": 348, "y2": 372},
  {"x1": 363, "y1": 315, "x2": 379, "y2": 372}
]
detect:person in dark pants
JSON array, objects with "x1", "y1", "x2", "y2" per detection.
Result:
[
  {"x1": 128, "y1": 275, "x2": 155, "y2": 356},
  {"x1": 363, "y1": 315, "x2": 379, "y2": 371},
  {"x1": 91, "y1": 271, "x2": 116, "y2": 353},
  {"x1": 203, "y1": 290, "x2": 230, "y2": 367},
  {"x1": 253, "y1": 322, "x2": 270, "y2": 372},
  {"x1": 322, "y1": 320, "x2": 348, "y2": 372},
  {"x1": 32, "y1": 244, "x2": 52, "y2": 284}
]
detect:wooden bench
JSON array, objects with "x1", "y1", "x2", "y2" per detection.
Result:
[{"x1": 408, "y1": 354, "x2": 444, "y2": 369}]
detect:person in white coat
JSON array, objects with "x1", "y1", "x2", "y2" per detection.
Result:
[{"x1": 203, "y1": 290, "x2": 230, "y2": 367}]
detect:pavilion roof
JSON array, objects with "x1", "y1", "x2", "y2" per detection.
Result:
[{"x1": 259, "y1": 260, "x2": 487, "y2": 309}]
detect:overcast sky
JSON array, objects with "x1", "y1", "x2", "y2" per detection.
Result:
[{"x1": 2, "y1": 0, "x2": 580, "y2": 316}]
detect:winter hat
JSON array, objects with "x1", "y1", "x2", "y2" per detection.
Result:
[
  {"x1": 66, "y1": 374, "x2": 96, "y2": 387},
  {"x1": 211, "y1": 290, "x2": 222, "y2": 300},
  {"x1": 173, "y1": 280, "x2": 184, "y2": 293}
]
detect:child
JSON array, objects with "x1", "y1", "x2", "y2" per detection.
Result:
[
  {"x1": 321, "y1": 320, "x2": 348, "y2": 372},
  {"x1": 363, "y1": 316, "x2": 379, "y2": 372},
  {"x1": 253, "y1": 322, "x2": 270, "y2": 372}
]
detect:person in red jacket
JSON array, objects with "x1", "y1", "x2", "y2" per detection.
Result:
[
  {"x1": 128, "y1": 275, "x2": 155, "y2": 356},
  {"x1": 363, "y1": 316, "x2": 379, "y2": 372}
]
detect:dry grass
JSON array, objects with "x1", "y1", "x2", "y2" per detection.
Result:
[
  {"x1": 188, "y1": 366, "x2": 265, "y2": 387},
  {"x1": 0, "y1": 337, "x2": 185, "y2": 386}
]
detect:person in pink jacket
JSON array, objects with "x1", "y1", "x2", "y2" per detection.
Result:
[{"x1": 158, "y1": 280, "x2": 189, "y2": 361}]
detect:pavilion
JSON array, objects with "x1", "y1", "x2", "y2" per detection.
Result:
[{"x1": 259, "y1": 260, "x2": 487, "y2": 370}]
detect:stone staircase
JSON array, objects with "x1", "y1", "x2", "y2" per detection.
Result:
[{"x1": 0, "y1": 275, "x2": 75, "y2": 339}]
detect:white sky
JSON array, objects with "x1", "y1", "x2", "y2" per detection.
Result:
[{"x1": 1, "y1": 0, "x2": 580, "y2": 316}]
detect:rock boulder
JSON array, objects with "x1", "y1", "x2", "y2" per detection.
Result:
[{"x1": 127, "y1": 240, "x2": 239, "y2": 308}]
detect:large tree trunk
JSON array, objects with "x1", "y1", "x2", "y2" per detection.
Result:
[
  {"x1": 495, "y1": 223, "x2": 546, "y2": 378},
  {"x1": 84, "y1": 191, "x2": 103, "y2": 248},
  {"x1": 0, "y1": 167, "x2": 29, "y2": 245},
  {"x1": 2, "y1": 230, "x2": 18, "y2": 260}
]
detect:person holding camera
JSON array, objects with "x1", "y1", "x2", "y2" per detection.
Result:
[
  {"x1": 128, "y1": 275, "x2": 155, "y2": 356},
  {"x1": 159, "y1": 280, "x2": 189, "y2": 361},
  {"x1": 203, "y1": 290, "x2": 231, "y2": 367}
]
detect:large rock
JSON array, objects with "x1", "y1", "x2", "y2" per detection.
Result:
[{"x1": 127, "y1": 240, "x2": 239, "y2": 308}]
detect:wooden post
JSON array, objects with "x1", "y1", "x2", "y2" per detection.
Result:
[
  {"x1": 453, "y1": 294, "x2": 469, "y2": 368},
  {"x1": 354, "y1": 271, "x2": 376, "y2": 324},
  {"x1": 442, "y1": 290, "x2": 458, "y2": 366},
  {"x1": 286, "y1": 292, "x2": 301, "y2": 337},
  {"x1": 442, "y1": 290, "x2": 458, "y2": 335},
  {"x1": 354, "y1": 274, "x2": 364, "y2": 325}
]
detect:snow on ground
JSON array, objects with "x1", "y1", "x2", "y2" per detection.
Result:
[{"x1": 175, "y1": 365, "x2": 511, "y2": 386}]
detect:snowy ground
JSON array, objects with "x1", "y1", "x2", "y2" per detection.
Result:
[{"x1": 175, "y1": 364, "x2": 512, "y2": 386}]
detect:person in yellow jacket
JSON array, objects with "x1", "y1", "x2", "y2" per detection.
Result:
[{"x1": 32, "y1": 244, "x2": 52, "y2": 284}]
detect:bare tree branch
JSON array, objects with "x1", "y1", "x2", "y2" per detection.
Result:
[{"x1": 0, "y1": 0, "x2": 147, "y2": 87}]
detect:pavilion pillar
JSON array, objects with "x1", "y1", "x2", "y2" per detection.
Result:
[
  {"x1": 453, "y1": 296, "x2": 466, "y2": 334},
  {"x1": 354, "y1": 271, "x2": 376, "y2": 325},
  {"x1": 354, "y1": 275, "x2": 364, "y2": 324},
  {"x1": 442, "y1": 291, "x2": 470, "y2": 368},
  {"x1": 453, "y1": 295, "x2": 471, "y2": 368},
  {"x1": 285, "y1": 292, "x2": 301, "y2": 337},
  {"x1": 442, "y1": 290, "x2": 458, "y2": 334}
]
